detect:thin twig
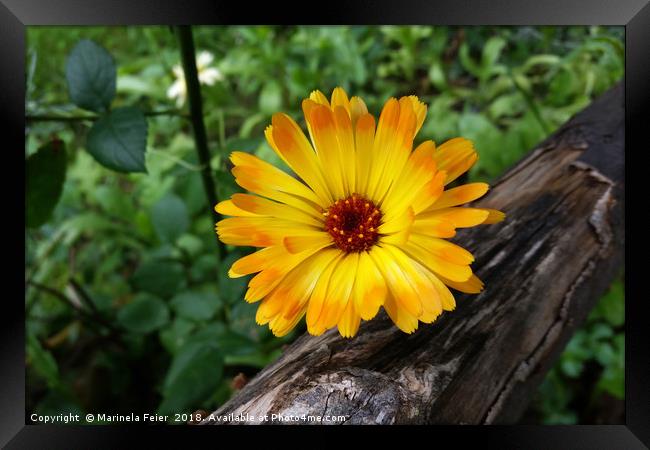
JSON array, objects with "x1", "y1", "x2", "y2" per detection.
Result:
[
  {"x1": 27, "y1": 280, "x2": 126, "y2": 349},
  {"x1": 25, "y1": 109, "x2": 189, "y2": 123},
  {"x1": 175, "y1": 25, "x2": 227, "y2": 257}
]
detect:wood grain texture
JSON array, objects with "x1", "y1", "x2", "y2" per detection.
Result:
[{"x1": 202, "y1": 83, "x2": 624, "y2": 425}]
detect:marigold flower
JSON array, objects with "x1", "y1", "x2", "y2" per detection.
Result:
[{"x1": 216, "y1": 87, "x2": 504, "y2": 338}]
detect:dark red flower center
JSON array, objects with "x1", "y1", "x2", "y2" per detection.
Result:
[{"x1": 324, "y1": 194, "x2": 382, "y2": 253}]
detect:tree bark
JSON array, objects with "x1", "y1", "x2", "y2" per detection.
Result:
[{"x1": 203, "y1": 83, "x2": 624, "y2": 425}]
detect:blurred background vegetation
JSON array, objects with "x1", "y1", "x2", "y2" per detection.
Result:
[{"x1": 25, "y1": 25, "x2": 624, "y2": 424}]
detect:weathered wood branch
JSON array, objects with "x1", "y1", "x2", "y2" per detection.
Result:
[{"x1": 203, "y1": 83, "x2": 624, "y2": 425}]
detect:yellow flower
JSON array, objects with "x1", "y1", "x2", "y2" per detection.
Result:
[{"x1": 216, "y1": 87, "x2": 504, "y2": 338}]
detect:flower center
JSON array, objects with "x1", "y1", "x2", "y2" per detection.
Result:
[{"x1": 324, "y1": 194, "x2": 382, "y2": 253}]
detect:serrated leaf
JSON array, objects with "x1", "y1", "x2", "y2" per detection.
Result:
[
  {"x1": 151, "y1": 194, "x2": 189, "y2": 243},
  {"x1": 26, "y1": 139, "x2": 67, "y2": 228},
  {"x1": 117, "y1": 293, "x2": 169, "y2": 334},
  {"x1": 65, "y1": 39, "x2": 116, "y2": 112},
  {"x1": 87, "y1": 107, "x2": 148, "y2": 173}
]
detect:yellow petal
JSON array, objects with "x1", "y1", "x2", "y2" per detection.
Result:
[
  {"x1": 231, "y1": 193, "x2": 323, "y2": 227},
  {"x1": 418, "y1": 207, "x2": 490, "y2": 228},
  {"x1": 230, "y1": 151, "x2": 325, "y2": 207},
  {"x1": 378, "y1": 205, "x2": 414, "y2": 236},
  {"x1": 380, "y1": 149, "x2": 437, "y2": 223},
  {"x1": 432, "y1": 137, "x2": 478, "y2": 185},
  {"x1": 283, "y1": 233, "x2": 333, "y2": 254},
  {"x1": 306, "y1": 252, "x2": 345, "y2": 335},
  {"x1": 410, "y1": 170, "x2": 446, "y2": 214},
  {"x1": 337, "y1": 300, "x2": 361, "y2": 338},
  {"x1": 430, "y1": 183, "x2": 489, "y2": 210},
  {"x1": 244, "y1": 244, "x2": 327, "y2": 303},
  {"x1": 369, "y1": 245, "x2": 422, "y2": 318},
  {"x1": 332, "y1": 105, "x2": 356, "y2": 194},
  {"x1": 303, "y1": 103, "x2": 347, "y2": 199},
  {"x1": 425, "y1": 270, "x2": 457, "y2": 311},
  {"x1": 383, "y1": 294, "x2": 418, "y2": 334},
  {"x1": 349, "y1": 96, "x2": 368, "y2": 128},
  {"x1": 365, "y1": 98, "x2": 400, "y2": 201},
  {"x1": 402, "y1": 241, "x2": 472, "y2": 282},
  {"x1": 353, "y1": 252, "x2": 387, "y2": 321},
  {"x1": 330, "y1": 86, "x2": 350, "y2": 112},
  {"x1": 480, "y1": 209, "x2": 506, "y2": 224},
  {"x1": 269, "y1": 115, "x2": 333, "y2": 204},
  {"x1": 309, "y1": 89, "x2": 330, "y2": 106},
  {"x1": 256, "y1": 250, "x2": 337, "y2": 325},
  {"x1": 438, "y1": 273, "x2": 484, "y2": 294},
  {"x1": 228, "y1": 246, "x2": 285, "y2": 278},
  {"x1": 215, "y1": 199, "x2": 259, "y2": 217},
  {"x1": 315, "y1": 252, "x2": 359, "y2": 331},
  {"x1": 410, "y1": 260, "x2": 443, "y2": 324},
  {"x1": 408, "y1": 234, "x2": 475, "y2": 265},
  {"x1": 371, "y1": 97, "x2": 417, "y2": 201},
  {"x1": 231, "y1": 168, "x2": 324, "y2": 220},
  {"x1": 404, "y1": 95, "x2": 427, "y2": 135},
  {"x1": 354, "y1": 113, "x2": 376, "y2": 197},
  {"x1": 410, "y1": 217, "x2": 457, "y2": 238},
  {"x1": 268, "y1": 305, "x2": 306, "y2": 337},
  {"x1": 231, "y1": 166, "x2": 324, "y2": 219},
  {"x1": 217, "y1": 216, "x2": 316, "y2": 247}
]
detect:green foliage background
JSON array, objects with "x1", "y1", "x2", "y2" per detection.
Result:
[{"x1": 25, "y1": 25, "x2": 624, "y2": 423}]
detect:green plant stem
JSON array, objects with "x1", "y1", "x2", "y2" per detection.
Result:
[
  {"x1": 508, "y1": 68, "x2": 551, "y2": 135},
  {"x1": 25, "y1": 109, "x2": 189, "y2": 123},
  {"x1": 175, "y1": 25, "x2": 226, "y2": 257}
]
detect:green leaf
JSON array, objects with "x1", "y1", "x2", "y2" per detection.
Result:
[
  {"x1": 93, "y1": 184, "x2": 135, "y2": 218},
  {"x1": 26, "y1": 139, "x2": 67, "y2": 228},
  {"x1": 151, "y1": 194, "x2": 189, "y2": 243},
  {"x1": 159, "y1": 341, "x2": 224, "y2": 414},
  {"x1": 26, "y1": 334, "x2": 59, "y2": 388},
  {"x1": 176, "y1": 234, "x2": 204, "y2": 257},
  {"x1": 459, "y1": 43, "x2": 482, "y2": 78},
  {"x1": 170, "y1": 291, "x2": 221, "y2": 321},
  {"x1": 481, "y1": 37, "x2": 506, "y2": 75},
  {"x1": 131, "y1": 260, "x2": 185, "y2": 298},
  {"x1": 218, "y1": 251, "x2": 248, "y2": 303},
  {"x1": 259, "y1": 80, "x2": 283, "y2": 113},
  {"x1": 86, "y1": 107, "x2": 148, "y2": 173},
  {"x1": 159, "y1": 318, "x2": 196, "y2": 354},
  {"x1": 117, "y1": 293, "x2": 169, "y2": 334},
  {"x1": 589, "y1": 279, "x2": 624, "y2": 327},
  {"x1": 190, "y1": 254, "x2": 219, "y2": 282},
  {"x1": 215, "y1": 167, "x2": 242, "y2": 202},
  {"x1": 560, "y1": 357, "x2": 584, "y2": 378},
  {"x1": 65, "y1": 39, "x2": 116, "y2": 112},
  {"x1": 428, "y1": 60, "x2": 447, "y2": 91}
]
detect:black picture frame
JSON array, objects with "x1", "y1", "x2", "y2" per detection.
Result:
[{"x1": 5, "y1": 0, "x2": 648, "y2": 447}]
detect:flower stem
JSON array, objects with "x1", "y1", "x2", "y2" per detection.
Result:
[{"x1": 175, "y1": 25, "x2": 226, "y2": 257}]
